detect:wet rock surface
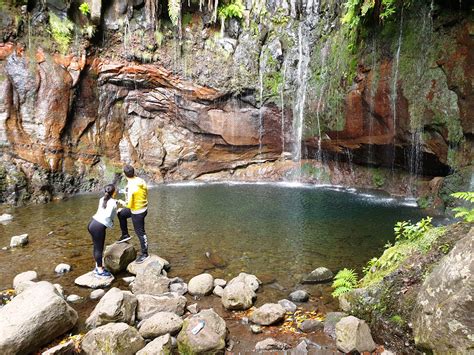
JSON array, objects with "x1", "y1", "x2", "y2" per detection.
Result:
[{"x1": 74, "y1": 272, "x2": 114, "y2": 289}]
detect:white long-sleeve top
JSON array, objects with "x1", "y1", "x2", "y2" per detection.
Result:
[{"x1": 92, "y1": 197, "x2": 118, "y2": 228}]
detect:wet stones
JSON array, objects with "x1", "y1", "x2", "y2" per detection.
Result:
[
  {"x1": 10, "y1": 233, "x2": 28, "y2": 248},
  {"x1": 54, "y1": 263, "x2": 71, "y2": 274},
  {"x1": 81, "y1": 323, "x2": 145, "y2": 355},
  {"x1": 302, "y1": 267, "x2": 334, "y2": 284},
  {"x1": 278, "y1": 299, "x2": 297, "y2": 313},
  {"x1": 289, "y1": 289, "x2": 309, "y2": 303},
  {"x1": 0, "y1": 213, "x2": 13, "y2": 223}
]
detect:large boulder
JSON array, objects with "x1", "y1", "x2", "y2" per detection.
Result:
[
  {"x1": 74, "y1": 271, "x2": 114, "y2": 289},
  {"x1": 323, "y1": 312, "x2": 347, "y2": 339},
  {"x1": 138, "y1": 311, "x2": 183, "y2": 338},
  {"x1": 335, "y1": 316, "x2": 376, "y2": 353},
  {"x1": 249, "y1": 303, "x2": 286, "y2": 325},
  {"x1": 227, "y1": 272, "x2": 261, "y2": 291},
  {"x1": 131, "y1": 262, "x2": 170, "y2": 295},
  {"x1": 103, "y1": 242, "x2": 137, "y2": 273},
  {"x1": 177, "y1": 309, "x2": 227, "y2": 354},
  {"x1": 0, "y1": 281, "x2": 78, "y2": 355},
  {"x1": 188, "y1": 273, "x2": 214, "y2": 296},
  {"x1": 412, "y1": 232, "x2": 474, "y2": 353},
  {"x1": 136, "y1": 292, "x2": 187, "y2": 320},
  {"x1": 221, "y1": 280, "x2": 256, "y2": 310},
  {"x1": 302, "y1": 267, "x2": 333, "y2": 283},
  {"x1": 81, "y1": 322, "x2": 145, "y2": 355},
  {"x1": 86, "y1": 287, "x2": 137, "y2": 328},
  {"x1": 136, "y1": 334, "x2": 172, "y2": 355},
  {"x1": 12, "y1": 270, "x2": 37, "y2": 293},
  {"x1": 127, "y1": 254, "x2": 170, "y2": 275}
]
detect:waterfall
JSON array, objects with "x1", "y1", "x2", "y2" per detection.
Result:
[
  {"x1": 367, "y1": 38, "x2": 378, "y2": 165},
  {"x1": 390, "y1": 7, "x2": 404, "y2": 171},
  {"x1": 258, "y1": 53, "x2": 267, "y2": 155},
  {"x1": 280, "y1": 62, "x2": 287, "y2": 154},
  {"x1": 292, "y1": 22, "x2": 310, "y2": 164}
]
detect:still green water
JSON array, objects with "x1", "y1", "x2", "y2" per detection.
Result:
[{"x1": 0, "y1": 182, "x2": 427, "y2": 296}]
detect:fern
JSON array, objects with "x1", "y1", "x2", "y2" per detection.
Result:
[
  {"x1": 168, "y1": 0, "x2": 181, "y2": 27},
  {"x1": 450, "y1": 192, "x2": 474, "y2": 223},
  {"x1": 331, "y1": 268, "x2": 358, "y2": 298}
]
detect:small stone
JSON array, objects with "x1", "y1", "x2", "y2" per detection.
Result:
[
  {"x1": 250, "y1": 324, "x2": 262, "y2": 334},
  {"x1": 213, "y1": 285, "x2": 224, "y2": 297},
  {"x1": 2, "y1": 247, "x2": 7, "y2": 250},
  {"x1": 0, "y1": 213, "x2": 13, "y2": 223},
  {"x1": 298, "y1": 319, "x2": 324, "y2": 333},
  {"x1": 289, "y1": 290, "x2": 309, "y2": 302},
  {"x1": 278, "y1": 299, "x2": 297, "y2": 313},
  {"x1": 170, "y1": 282, "x2": 188, "y2": 296},
  {"x1": 214, "y1": 278, "x2": 226, "y2": 287},
  {"x1": 255, "y1": 338, "x2": 289, "y2": 351},
  {"x1": 187, "y1": 303, "x2": 199, "y2": 314},
  {"x1": 66, "y1": 294, "x2": 82, "y2": 303},
  {"x1": 10, "y1": 234, "x2": 28, "y2": 248},
  {"x1": 90, "y1": 289, "x2": 105, "y2": 300},
  {"x1": 249, "y1": 303, "x2": 286, "y2": 325},
  {"x1": 122, "y1": 276, "x2": 135, "y2": 284},
  {"x1": 54, "y1": 263, "x2": 71, "y2": 274}
]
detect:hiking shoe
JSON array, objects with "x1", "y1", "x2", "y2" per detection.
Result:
[
  {"x1": 94, "y1": 268, "x2": 112, "y2": 277},
  {"x1": 135, "y1": 254, "x2": 149, "y2": 264},
  {"x1": 117, "y1": 234, "x2": 131, "y2": 243}
]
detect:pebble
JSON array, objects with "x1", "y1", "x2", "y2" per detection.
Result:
[
  {"x1": 214, "y1": 278, "x2": 227, "y2": 287},
  {"x1": 122, "y1": 276, "x2": 135, "y2": 284},
  {"x1": 187, "y1": 303, "x2": 199, "y2": 314},
  {"x1": 250, "y1": 324, "x2": 263, "y2": 334},
  {"x1": 90, "y1": 289, "x2": 106, "y2": 300},
  {"x1": 289, "y1": 290, "x2": 309, "y2": 303},
  {"x1": 66, "y1": 294, "x2": 82, "y2": 303},
  {"x1": 54, "y1": 263, "x2": 71, "y2": 274}
]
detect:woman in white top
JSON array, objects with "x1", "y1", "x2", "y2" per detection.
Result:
[{"x1": 87, "y1": 184, "x2": 118, "y2": 277}]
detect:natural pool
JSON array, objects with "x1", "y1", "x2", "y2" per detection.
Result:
[{"x1": 0, "y1": 182, "x2": 427, "y2": 295}]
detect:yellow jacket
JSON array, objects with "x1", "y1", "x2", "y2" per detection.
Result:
[{"x1": 125, "y1": 177, "x2": 148, "y2": 212}]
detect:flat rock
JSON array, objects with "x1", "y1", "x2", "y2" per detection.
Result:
[
  {"x1": 127, "y1": 254, "x2": 170, "y2": 275},
  {"x1": 249, "y1": 303, "x2": 286, "y2": 325},
  {"x1": 74, "y1": 272, "x2": 114, "y2": 289},
  {"x1": 255, "y1": 338, "x2": 289, "y2": 351},
  {"x1": 10, "y1": 233, "x2": 28, "y2": 247},
  {"x1": 90, "y1": 289, "x2": 105, "y2": 300},
  {"x1": 298, "y1": 319, "x2": 323, "y2": 333},
  {"x1": 303, "y1": 267, "x2": 334, "y2": 284},
  {"x1": 81, "y1": 323, "x2": 145, "y2": 355},
  {"x1": 188, "y1": 273, "x2": 214, "y2": 296},
  {"x1": 335, "y1": 316, "x2": 376, "y2": 353},
  {"x1": 103, "y1": 242, "x2": 136, "y2": 274},
  {"x1": 289, "y1": 290, "x2": 309, "y2": 302},
  {"x1": 136, "y1": 292, "x2": 187, "y2": 320},
  {"x1": 138, "y1": 311, "x2": 183, "y2": 338},
  {"x1": 54, "y1": 263, "x2": 71, "y2": 274},
  {"x1": 0, "y1": 213, "x2": 13, "y2": 223}
]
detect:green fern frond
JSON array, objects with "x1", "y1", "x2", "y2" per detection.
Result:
[
  {"x1": 168, "y1": 0, "x2": 181, "y2": 26},
  {"x1": 331, "y1": 286, "x2": 352, "y2": 298}
]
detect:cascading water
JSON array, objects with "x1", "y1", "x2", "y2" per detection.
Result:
[
  {"x1": 258, "y1": 53, "x2": 267, "y2": 155},
  {"x1": 280, "y1": 62, "x2": 287, "y2": 154},
  {"x1": 390, "y1": 7, "x2": 404, "y2": 171},
  {"x1": 367, "y1": 38, "x2": 378, "y2": 166}
]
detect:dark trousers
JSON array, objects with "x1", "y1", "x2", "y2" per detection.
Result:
[
  {"x1": 118, "y1": 208, "x2": 148, "y2": 254},
  {"x1": 88, "y1": 219, "x2": 106, "y2": 267}
]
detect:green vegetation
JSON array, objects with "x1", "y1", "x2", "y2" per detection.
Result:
[
  {"x1": 390, "y1": 314, "x2": 405, "y2": 326},
  {"x1": 168, "y1": 0, "x2": 181, "y2": 26},
  {"x1": 48, "y1": 13, "x2": 74, "y2": 54},
  {"x1": 218, "y1": 0, "x2": 245, "y2": 22},
  {"x1": 361, "y1": 217, "x2": 445, "y2": 287},
  {"x1": 332, "y1": 268, "x2": 358, "y2": 298},
  {"x1": 450, "y1": 192, "x2": 474, "y2": 222},
  {"x1": 371, "y1": 168, "x2": 385, "y2": 187},
  {"x1": 79, "y1": 2, "x2": 90, "y2": 16}
]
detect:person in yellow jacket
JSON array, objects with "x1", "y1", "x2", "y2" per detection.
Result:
[{"x1": 116, "y1": 165, "x2": 149, "y2": 263}]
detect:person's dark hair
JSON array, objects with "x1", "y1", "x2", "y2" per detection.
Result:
[
  {"x1": 123, "y1": 165, "x2": 135, "y2": 178},
  {"x1": 102, "y1": 184, "x2": 116, "y2": 209}
]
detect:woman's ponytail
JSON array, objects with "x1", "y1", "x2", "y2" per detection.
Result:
[{"x1": 102, "y1": 184, "x2": 116, "y2": 209}]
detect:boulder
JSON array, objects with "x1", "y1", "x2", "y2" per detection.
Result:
[
  {"x1": 54, "y1": 263, "x2": 71, "y2": 274},
  {"x1": 74, "y1": 271, "x2": 114, "y2": 289},
  {"x1": 412, "y1": 232, "x2": 474, "y2": 353},
  {"x1": 213, "y1": 285, "x2": 224, "y2": 297},
  {"x1": 221, "y1": 280, "x2": 256, "y2": 310},
  {"x1": 188, "y1": 273, "x2": 214, "y2": 296},
  {"x1": 136, "y1": 293, "x2": 187, "y2": 320},
  {"x1": 10, "y1": 233, "x2": 28, "y2": 247},
  {"x1": 249, "y1": 303, "x2": 286, "y2": 326},
  {"x1": 90, "y1": 289, "x2": 105, "y2": 300},
  {"x1": 86, "y1": 287, "x2": 137, "y2": 328},
  {"x1": 127, "y1": 254, "x2": 170, "y2": 275},
  {"x1": 335, "y1": 316, "x2": 376, "y2": 353},
  {"x1": 255, "y1": 338, "x2": 289, "y2": 351},
  {"x1": 81, "y1": 323, "x2": 145, "y2": 355},
  {"x1": 227, "y1": 272, "x2": 261, "y2": 291},
  {"x1": 323, "y1": 312, "x2": 347, "y2": 339},
  {"x1": 103, "y1": 242, "x2": 136, "y2": 274},
  {"x1": 136, "y1": 334, "x2": 172, "y2": 355},
  {"x1": 138, "y1": 311, "x2": 183, "y2": 338},
  {"x1": 177, "y1": 309, "x2": 227, "y2": 354},
  {"x1": 131, "y1": 262, "x2": 170, "y2": 296},
  {"x1": 13, "y1": 270, "x2": 37, "y2": 293},
  {"x1": 288, "y1": 290, "x2": 309, "y2": 303},
  {"x1": 0, "y1": 281, "x2": 78, "y2": 355},
  {"x1": 298, "y1": 319, "x2": 323, "y2": 333},
  {"x1": 302, "y1": 267, "x2": 333, "y2": 283},
  {"x1": 278, "y1": 299, "x2": 297, "y2": 313}
]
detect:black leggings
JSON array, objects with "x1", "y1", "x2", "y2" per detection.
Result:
[
  {"x1": 88, "y1": 219, "x2": 106, "y2": 267},
  {"x1": 118, "y1": 208, "x2": 148, "y2": 254}
]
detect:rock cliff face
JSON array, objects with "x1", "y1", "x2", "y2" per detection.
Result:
[{"x1": 0, "y1": 0, "x2": 472, "y2": 204}]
